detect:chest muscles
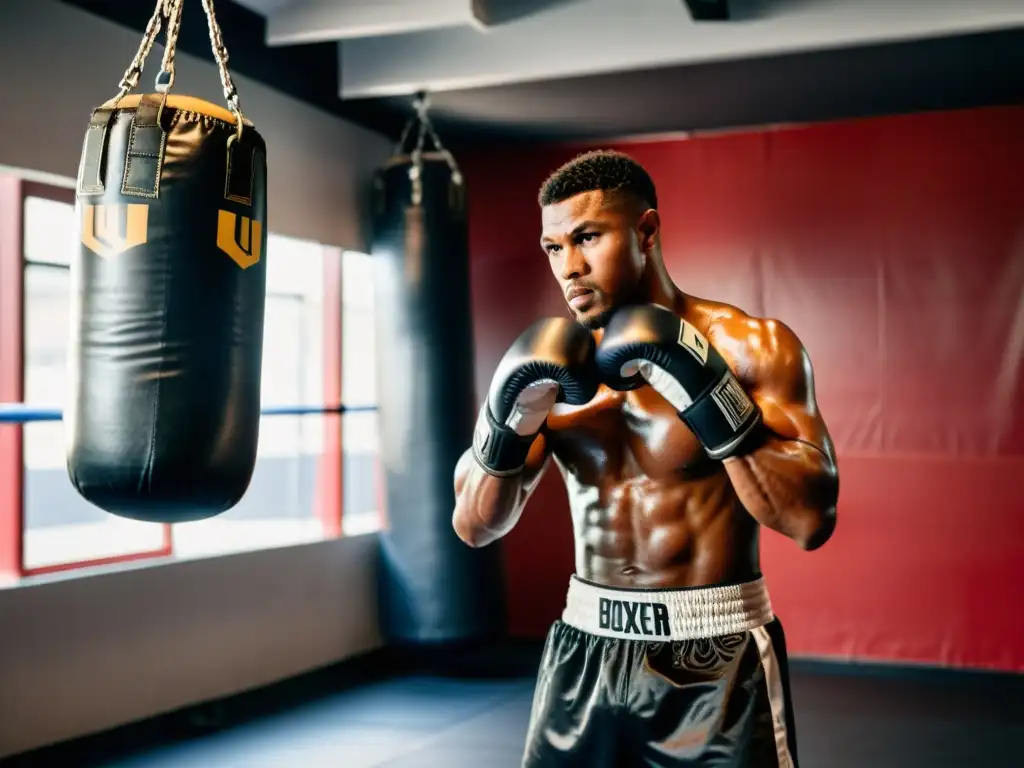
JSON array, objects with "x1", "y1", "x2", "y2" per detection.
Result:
[{"x1": 545, "y1": 385, "x2": 712, "y2": 482}]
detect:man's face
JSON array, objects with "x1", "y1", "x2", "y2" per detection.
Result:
[{"x1": 540, "y1": 190, "x2": 653, "y2": 329}]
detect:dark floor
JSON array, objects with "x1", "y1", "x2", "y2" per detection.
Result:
[{"x1": 8, "y1": 652, "x2": 1024, "y2": 767}]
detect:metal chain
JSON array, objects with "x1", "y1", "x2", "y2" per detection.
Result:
[
  {"x1": 199, "y1": 0, "x2": 245, "y2": 136},
  {"x1": 413, "y1": 93, "x2": 463, "y2": 186},
  {"x1": 156, "y1": 0, "x2": 186, "y2": 91},
  {"x1": 396, "y1": 115, "x2": 418, "y2": 158},
  {"x1": 412, "y1": 97, "x2": 429, "y2": 158},
  {"x1": 115, "y1": 0, "x2": 173, "y2": 99},
  {"x1": 409, "y1": 98, "x2": 428, "y2": 205},
  {"x1": 112, "y1": 0, "x2": 245, "y2": 142},
  {"x1": 402, "y1": 93, "x2": 463, "y2": 206}
]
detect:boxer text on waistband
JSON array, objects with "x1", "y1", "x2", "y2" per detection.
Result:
[{"x1": 598, "y1": 598, "x2": 671, "y2": 638}]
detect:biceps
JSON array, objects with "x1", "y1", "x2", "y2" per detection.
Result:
[
  {"x1": 760, "y1": 395, "x2": 827, "y2": 445},
  {"x1": 753, "y1": 373, "x2": 834, "y2": 459}
]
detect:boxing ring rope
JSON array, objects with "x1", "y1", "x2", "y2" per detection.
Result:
[{"x1": 0, "y1": 403, "x2": 378, "y2": 423}]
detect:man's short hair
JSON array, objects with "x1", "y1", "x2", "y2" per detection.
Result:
[{"x1": 538, "y1": 149, "x2": 658, "y2": 210}]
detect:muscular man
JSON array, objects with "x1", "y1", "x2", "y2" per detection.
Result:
[{"x1": 453, "y1": 150, "x2": 839, "y2": 767}]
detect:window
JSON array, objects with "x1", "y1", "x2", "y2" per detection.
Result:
[
  {"x1": 172, "y1": 234, "x2": 334, "y2": 558},
  {"x1": 0, "y1": 173, "x2": 382, "y2": 578},
  {"x1": 21, "y1": 191, "x2": 169, "y2": 572}
]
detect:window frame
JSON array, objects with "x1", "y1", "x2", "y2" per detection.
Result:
[
  {"x1": 0, "y1": 174, "x2": 26, "y2": 579},
  {"x1": 0, "y1": 173, "x2": 347, "y2": 579},
  {"x1": 320, "y1": 251, "x2": 343, "y2": 537}
]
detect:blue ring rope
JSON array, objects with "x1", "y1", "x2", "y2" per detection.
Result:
[{"x1": 0, "y1": 403, "x2": 377, "y2": 424}]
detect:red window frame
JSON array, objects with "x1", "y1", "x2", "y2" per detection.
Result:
[
  {"x1": 0, "y1": 175, "x2": 25, "y2": 580},
  {"x1": 0, "y1": 172, "x2": 345, "y2": 580},
  {"x1": 319, "y1": 248, "x2": 343, "y2": 538}
]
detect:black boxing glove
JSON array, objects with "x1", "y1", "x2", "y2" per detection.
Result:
[
  {"x1": 595, "y1": 304, "x2": 761, "y2": 460},
  {"x1": 473, "y1": 317, "x2": 599, "y2": 476}
]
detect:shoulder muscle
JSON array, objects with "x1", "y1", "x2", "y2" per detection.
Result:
[{"x1": 707, "y1": 308, "x2": 830, "y2": 452}]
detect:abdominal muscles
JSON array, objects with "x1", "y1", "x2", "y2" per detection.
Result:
[{"x1": 566, "y1": 469, "x2": 758, "y2": 589}]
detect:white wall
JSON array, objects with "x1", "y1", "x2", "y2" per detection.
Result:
[
  {"x1": 0, "y1": 0, "x2": 392, "y2": 250},
  {"x1": 0, "y1": 0, "x2": 390, "y2": 757},
  {"x1": 0, "y1": 535, "x2": 381, "y2": 757}
]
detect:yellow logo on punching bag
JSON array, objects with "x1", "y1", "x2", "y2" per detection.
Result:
[
  {"x1": 81, "y1": 204, "x2": 149, "y2": 258},
  {"x1": 216, "y1": 210, "x2": 262, "y2": 269}
]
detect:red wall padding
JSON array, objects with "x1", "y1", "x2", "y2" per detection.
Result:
[{"x1": 460, "y1": 106, "x2": 1024, "y2": 672}]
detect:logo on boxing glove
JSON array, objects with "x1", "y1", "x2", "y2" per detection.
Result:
[
  {"x1": 709, "y1": 374, "x2": 756, "y2": 432},
  {"x1": 596, "y1": 304, "x2": 761, "y2": 459},
  {"x1": 677, "y1": 319, "x2": 709, "y2": 365}
]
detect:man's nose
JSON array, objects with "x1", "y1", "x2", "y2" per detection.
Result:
[{"x1": 560, "y1": 246, "x2": 586, "y2": 281}]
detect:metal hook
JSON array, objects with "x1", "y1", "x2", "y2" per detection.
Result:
[{"x1": 413, "y1": 90, "x2": 430, "y2": 119}]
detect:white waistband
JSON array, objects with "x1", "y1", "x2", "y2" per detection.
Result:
[{"x1": 561, "y1": 576, "x2": 775, "y2": 642}]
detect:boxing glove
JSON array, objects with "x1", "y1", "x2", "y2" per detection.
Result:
[
  {"x1": 473, "y1": 318, "x2": 599, "y2": 476},
  {"x1": 595, "y1": 304, "x2": 761, "y2": 460}
]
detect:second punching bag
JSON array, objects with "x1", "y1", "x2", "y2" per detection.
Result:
[
  {"x1": 372, "y1": 101, "x2": 506, "y2": 645},
  {"x1": 66, "y1": 0, "x2": 267, "y2": 523}
]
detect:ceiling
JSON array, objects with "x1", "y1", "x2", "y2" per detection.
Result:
[
  {"x1": 60, "y1": 0, "x2": 1024, "y2": 147},
  {"x1": 237, "y1": 0, "x2": 1024, "y2": 98}
]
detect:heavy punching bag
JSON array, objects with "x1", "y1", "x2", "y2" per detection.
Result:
[
  {"x1": 66, "y1": 0, "x2": 267, "y2": 523},
  {"x1": 372, "y1": 97, "x2": 506, "y2": 645}
]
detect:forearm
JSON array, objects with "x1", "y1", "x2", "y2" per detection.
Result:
[
  {"x1": 724, "y1": 436, "x2": 838, "y2": 550},
  {"x1": 451, "y1": 449, "x2": 538, "y2": 548}
]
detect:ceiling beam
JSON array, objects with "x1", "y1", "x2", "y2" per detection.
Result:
[
  {"x1": 420, "y1": 29, "x2": 1024, "y2": 148},
  {"x1": 683, "y1": 0, "x2": 729, "y2": 21},
  {"x1": 266, "y1": 0, "x2": 486, "y2": 46},
  {"x1": 338, "y1": 0, "x2": 1024, "y2": 99}
]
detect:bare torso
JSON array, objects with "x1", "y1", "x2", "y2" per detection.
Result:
[{"x1": 542, "y1": 297, "x2": 761, "y2": 589}]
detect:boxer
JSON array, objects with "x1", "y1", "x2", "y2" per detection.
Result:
[{"x1": 453, "y1": 150, "x2": 839, "y2": 767}]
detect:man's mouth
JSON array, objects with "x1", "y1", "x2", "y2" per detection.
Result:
[{"x1": 566, "y1": 286, "x2": 594, "y2": 308}]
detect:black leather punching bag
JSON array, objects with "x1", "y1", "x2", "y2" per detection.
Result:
[
  {"x1": 371, "y1": 104, "x2": 506, "y2": 646},
  {"x1": 67, "y1": 0, "x2": 266, "y2": 523}
]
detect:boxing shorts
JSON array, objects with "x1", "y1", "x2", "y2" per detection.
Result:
[{"x1": 522, "y1": 576, "x2": 798, "y2": 767}]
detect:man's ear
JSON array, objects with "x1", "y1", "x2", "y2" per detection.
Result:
[{"x1": 637, "y1": 208, "x2": 660, "y2": 254}]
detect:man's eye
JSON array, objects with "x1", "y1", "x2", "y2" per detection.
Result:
[
  {"x1": 545, "y1": 244, "x2": 561, "y2": 254},
  {"x1": 578, "y1": 232, "x2": 598, "y2": 244}
]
